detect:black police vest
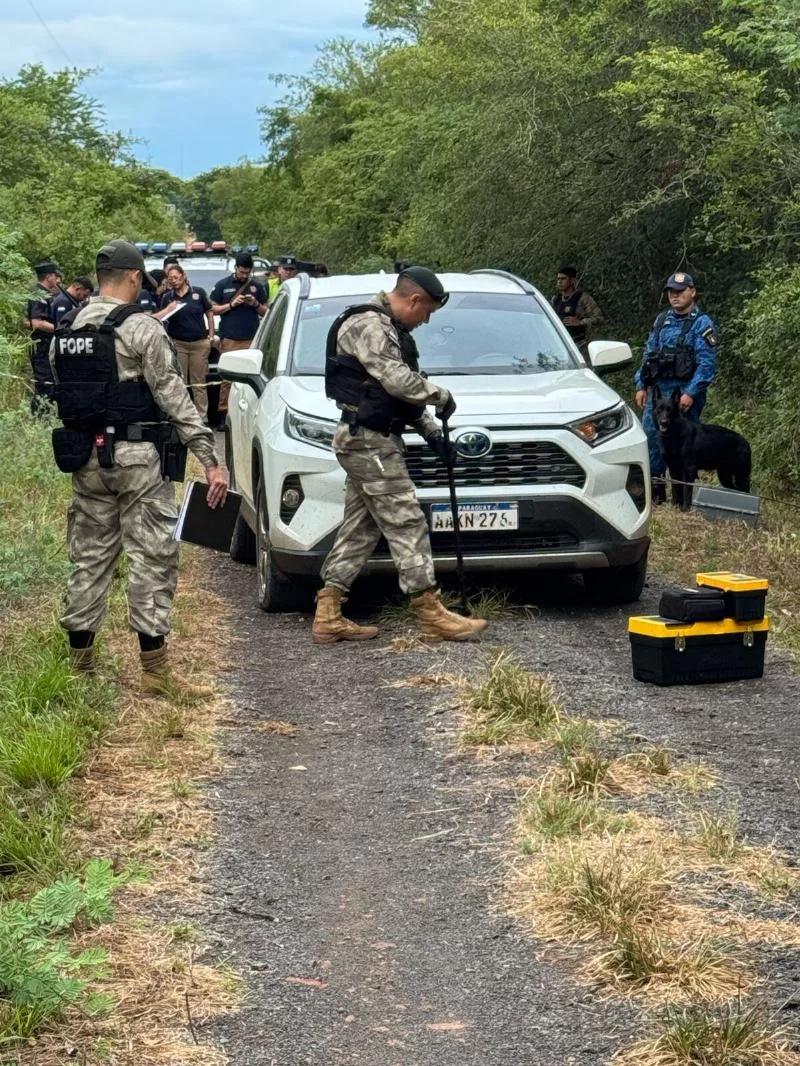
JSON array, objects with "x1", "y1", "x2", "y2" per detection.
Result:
[
  {"x1": 53, "y1": 304, "x2": 163, "y2": 429},
  {"x1": 325, "y1": 304, "x2": 425, "y2": 433},
  {"x1": 552, "y1": 290, "x2": 585, "y2": 341},
  {"x1": 642, "y1": 311, "x2": 696, "y2": 384}
]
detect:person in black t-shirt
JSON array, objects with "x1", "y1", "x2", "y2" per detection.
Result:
[
  {"x1": 158, "y1": 263, "x2": 215, "y2": 422},
  {"x1": 210, "y1": 251, "x2": 267, "y2": 426}
]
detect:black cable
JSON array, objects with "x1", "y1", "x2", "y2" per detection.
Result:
[{"x1": 26, "y1": 0, "x2": 73, "y2": 66}]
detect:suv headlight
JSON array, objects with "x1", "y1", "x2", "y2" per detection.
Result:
[
  {"x1": 566, "y1": 403, "x2": 631, "y2": 447},
  {"x1": 285, "y1": 409, "x2": 337, "y2": 451}
]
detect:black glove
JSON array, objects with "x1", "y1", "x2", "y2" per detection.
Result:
[
  {"x1": 425, "y1": 431, "x2": 457, "y2": 467},
  {"x1": 436, "y1": 390, "x2": 456, "y2": 421}
]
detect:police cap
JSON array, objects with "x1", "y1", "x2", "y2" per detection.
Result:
[
  {"x1": 34, "y1": 261, "x2": 61, "y2": 278},
  {"x1": 398, "y1": 265, "x2": 449, "y2": 306},
  {"x1": 278, "y1": 254, "x2": 299, "y2": 269},
  {"x1": 665, "y1": 271, "x2": 695, "y2": 292},
  {"x1": 96, "y1": 239, "x2": 157, "y2": 291}
]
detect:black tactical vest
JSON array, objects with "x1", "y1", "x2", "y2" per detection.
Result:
[
  {"x1": 325, "y1": 304, "x2": 425, "y2": 434},
  {"x1": 552, "y1": 290, "x2": 585, "y2": 342},
  {"x1": 641, "y1": 311, "x2": 696, "y2": 385},
  {"x1": 53, "y1": 303, "x2": 163, "y2": 429}
]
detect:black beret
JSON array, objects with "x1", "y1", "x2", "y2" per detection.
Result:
[{"x1": 398, "y1": 265, "x2": 449, "y2": 305}]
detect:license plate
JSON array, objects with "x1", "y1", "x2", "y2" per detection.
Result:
[{"x1": 430, "y1": 502, "x2": 519, "y2": 532}]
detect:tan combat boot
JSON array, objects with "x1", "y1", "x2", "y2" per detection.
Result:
[
  {"x1": 311, "y1": 587, "x2": 379, "y2": 645},
  {"x1": 412, "y1": 589, "x2": 488, "y2": 643},
  {"x1": 69, "y1": 646, "x2": 96, "y2": 675},
  {"x1": 140, "y1": 646, "x2": 214, "y2": 700}
]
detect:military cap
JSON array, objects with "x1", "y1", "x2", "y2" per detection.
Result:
[
  {"x1": 96, "y1": 239, "x2": 157, "y2": 291},
  {"x1": 398, "y1": 265, "x2": 449, "y2": 306},
  {"x1": 34, "y1": 261, "x2": 61, "y2": 278},
  {"x1": 665, "y1": 271, "x2": 695, "y2": 291}
]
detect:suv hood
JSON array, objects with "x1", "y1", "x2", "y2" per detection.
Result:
[{"x1": 279, "y1": 369, "x2": 626, "y2": 426}]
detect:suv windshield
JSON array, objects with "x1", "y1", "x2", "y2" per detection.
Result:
[{"x1": 290, "y1": 291, "x2": 579, "y2": 376}]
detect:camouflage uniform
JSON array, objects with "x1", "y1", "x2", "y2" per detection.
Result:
[
  {"x1": 51, "y1": 297, "x2": 218, "y2": 637},
  {"x1": 320, "y1": 294, "x2": 447, "y2": 596}
]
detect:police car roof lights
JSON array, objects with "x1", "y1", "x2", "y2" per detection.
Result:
[
  {"x1": 210, "y1": 240, "x2": 227, "y2": 253},
  {"x1": 134, "y1": 241, "x2": 149, "y2": 253},
  {"x1": 151, "y1": 242, "x2": 168, "y2": 253},
  {"x1": 190, "y1": 240, "x2": 207, "y2": 252},
  {"x1": 169, "y1": 241, "x2": 187, "y2": 253},
  {"x1": 246, "y1": 243, "x2": 259, "y2": 253}
]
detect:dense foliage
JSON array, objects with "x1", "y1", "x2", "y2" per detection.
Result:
[
  {"x1": 0, "y1": 65, "x2": 181, "y2": 281},
  {"x1": 185, "y1": 0, "x2": 800, "y2": 489}
]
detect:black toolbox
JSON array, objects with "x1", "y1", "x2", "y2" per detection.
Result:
[
  {"x1": 658, "y1": 586, "x2": 726, "y2": 623},
  {"x1": 696, "y1": 571, "x2": 768, "y2": 622},
  {"x1": 628, "y1": 615, "x2": 769, "y2": 686}
]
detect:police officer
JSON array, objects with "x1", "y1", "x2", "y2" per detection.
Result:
[
  {"x1": 635, "y1": 271, "x2": 718, "y2": 503},
  {"x1": 276, "y1": 254, "x2": 299, "y2": 283},
  {"x1": 49, "y1": 240, "x2": 228, "y2": 696},
  {"x1": 27, "y1": 261, "x2": 62, "y2": 409},
  {"x1": 551, "y1": 266, "x2": 604, "y2": 353},
  {"x1": 49, "y1": 276, "x2": 93, "y2": 326},
  {"x1": 313, "y1": 266, "x2": 488, "y2": 645},
  {"x1": 210, "y1": 252, "x2": 268, "y2": 429}
]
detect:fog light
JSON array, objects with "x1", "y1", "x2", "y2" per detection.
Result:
[
  {"x1": 626, "y1": 464, "x2": 647, "y2": 513},
  {"x1": 280, "y1": 475, "x2": 304, "y2": 524}
]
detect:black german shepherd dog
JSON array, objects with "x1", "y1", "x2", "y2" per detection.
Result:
[{"x1": 652, "y1": 385, "x2": 752, "y2": 511}]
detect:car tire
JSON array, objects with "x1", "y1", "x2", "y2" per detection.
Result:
[
  {"x1": 255, "y1": 479, "x2": 313, "y2": 613},
  {"x1": 583, "y1": 550, "x2": 648, "y2": 605},
  {"x1": 226, "y1": 437, "x2": 256, "y2": 565}
]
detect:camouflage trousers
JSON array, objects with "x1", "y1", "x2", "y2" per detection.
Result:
[
  {"x1": 321, "y1": 424, "x2": 436, "y2": 595},
  {"x1": 61, "y1": 442, "x2": 180, "y2": 637}
]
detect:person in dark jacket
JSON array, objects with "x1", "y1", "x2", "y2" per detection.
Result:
[
  {"x1": 551, "y1": 266, "x2": 604, "y2": 354},
  {"x1": 26, "y1": 261, "x2": 62, "y2": 409}
]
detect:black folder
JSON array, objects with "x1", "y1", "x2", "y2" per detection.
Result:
[{"x1": 174, "y1": 480, "x2": 242, "y2": 552}]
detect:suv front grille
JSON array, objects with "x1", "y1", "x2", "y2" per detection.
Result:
[
  {"x1": 372, "y1": 529, "x2": 578, "y2": 558},
  {"x1": 404, "y1": 441, "x2": 585, "y2": 489}
]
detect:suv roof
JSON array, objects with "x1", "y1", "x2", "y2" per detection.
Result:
[{"x1": 295, "y1": 271, "x2": 534, "y2": 300}]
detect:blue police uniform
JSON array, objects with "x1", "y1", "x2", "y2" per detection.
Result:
[
  {"x1": 636, "y1": 303, "x2": 717, "y2": 479},
  {"x1": 209, "y1": 274, "x2": 267, "y2": 341},
  {"x1": 136, "y1": 288, "x2": 159, "y2": 312},
  {"x1": 49, "y1": 289, "x2": 82, "y2": 326}
]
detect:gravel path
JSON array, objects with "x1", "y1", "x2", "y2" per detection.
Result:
[{"x1": 200, "y1": 560, "x2": 800, "y2": 1064}]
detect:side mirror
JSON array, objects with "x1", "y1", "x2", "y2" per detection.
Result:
[
  {"x1": 218, "y1": 348, "x2": 264, "y2": 396},
  {"x1": 588, "y1": 340, "x2": 633, "y2": 375}
]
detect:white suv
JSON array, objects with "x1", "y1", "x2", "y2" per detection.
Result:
[{"x1": 219, "y1": 270, "x2": 651, "y2": 612}]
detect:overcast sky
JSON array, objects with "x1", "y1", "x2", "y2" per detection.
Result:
[{"x1": 5, "y1": 0, "x2": 373, "y2": 176}]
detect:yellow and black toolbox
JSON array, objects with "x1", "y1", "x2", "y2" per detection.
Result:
[
  {"x1": 695, "y1": 571, "x2": 768, "y2": 623},
  {"x1": 628, "y1": 615, "x2": 769, "y2": 686}
]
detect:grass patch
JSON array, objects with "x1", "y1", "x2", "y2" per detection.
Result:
[
  {"x1": 551, "y1": 718, "x2": 602, "y2": 757},
  {"x1": 520, "y1": 785, "x2": 629, "y2": 843},
  {"x1": 0, "y1": 405, "x2": 72, "y2": 607},
  {"x1": 692, "y1": 809, "x2": 745, "y2": 862},
  {"x1": 462, "y1": 651, "x2": 561, "y2": 744},
  {"x1": 590, "y1": 929, "x2": 749, "y2": 1003},
  {"x1": 544, "y1": 850, "x2": 671, "y2": 939},
  {"x1": 380, "y1": 587, "x2": 513, "y2": 624},
  {"x1": 615, "y1": 1003, "x2": 798, "y2": 1065}
]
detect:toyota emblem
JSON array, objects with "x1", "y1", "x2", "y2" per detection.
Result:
[{"x1": 454, "y1": 429, "x2": 492, "y2": 459}]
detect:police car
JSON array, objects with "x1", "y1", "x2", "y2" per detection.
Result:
[{"x1": 219, "y1": 270, "x2": 651, "y2": 612}]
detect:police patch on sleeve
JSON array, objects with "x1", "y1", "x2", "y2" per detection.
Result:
[{"x1": 702, "y1": 327, "x2": 717, "y2": 347}]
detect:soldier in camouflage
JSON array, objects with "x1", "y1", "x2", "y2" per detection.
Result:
[
  {"x1": 50, "y1": 240, "x2": 228, "y2": 697},
  {"x1": 314, "y1": 266, "x2": 488, "y2": 644}
]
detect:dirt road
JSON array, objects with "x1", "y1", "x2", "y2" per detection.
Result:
[{"x1": 200, "y1": 560, "x2": 800, "y2": 1064}]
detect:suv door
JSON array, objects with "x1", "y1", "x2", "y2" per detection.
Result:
[{"x1": 236, "y1": 294, "x2": 289, "y2": 503}]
